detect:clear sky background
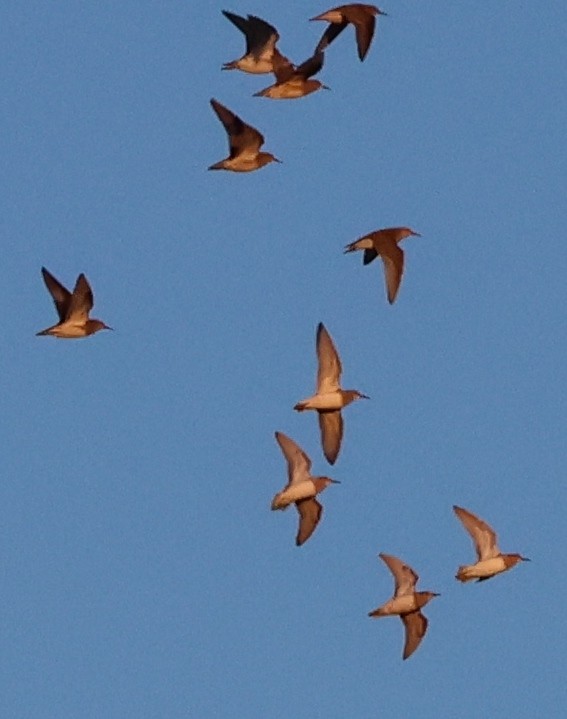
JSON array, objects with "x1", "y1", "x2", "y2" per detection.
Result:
[{"x1": 1, "y1": 2, "x2": 566, "y2": 717}]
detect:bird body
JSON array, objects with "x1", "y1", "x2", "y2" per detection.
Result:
[
  {"x1": 294, "y1": 323, "x2": 368, "y2": 465},
  {"x1": 368, "y1": 553, "x2": 439, "y2": 660},
  {"x1": 453, "y1": 505, "x2": 529, "y2": 582},
  {"x1": 310, "y1": 4, "x2": 387, "y2": 61},
  {"x1": 344, "y1": 226, "x2": 420, "y2": 304},
  {"x1": 271, "y1": 431, "x2": 338, "y2": 545},
  {"x1": 254, "y1": 52, "x2": 328, "y2": 99},
  {"x1": 36, "y1": 267, "x2": 111, "y2": 339},
  {"x1": 221, "y1": 11, "x2": 289, "y2": 74},
  {"x1": 208, "y1": 98, "x2": 280, "y2": 172}
]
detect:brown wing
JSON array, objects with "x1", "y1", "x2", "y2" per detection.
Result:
[
  {"x1": 295, "y1": 51, "x2": 324, "y2": 79},
  {"x1": 314, "y1": 21, "x2": 348, "y2": 54},
  {"x1": 318, "y1": 410, "x2": 343, "y2": 465},
  {"x1": 66, "y1": 274, "x2": 93, "y2": 322},
  {"x1": 401, "y1": 611, "x2": 427, "y2": 660},
  {"x1": 210, "y1": 99, "x2": 263, "y2": 158},
  {"x1": 379, "y1": 553, "x2": 419, "y2": 597},
  {"x1": 272, "y1": 53, "x2": 296, "y2": 83},
  {"x1": 453, "y1": 505, "x2": 500, "y2": 561},
  {"x1": 275, "y1": 431, "x2": 312, "y2": 486},
  {"x1": 353, "y1": 15, "x2": 376, "y2": 61},
  {"x1": 222, "y1": 12, "x2": 279, "y2": 57},
  {"x1": 41, "y1": 267, "x2": 72, "y2": 321},
  {"x1": 380, "y1": 243, "x2": 404, "y2": 304},
  {"x1": 295, "y1": 498, "x2": 322, "y2": 546},
  {"x1": 316, "y1": 322, "x2": 342, "y2": 393}
]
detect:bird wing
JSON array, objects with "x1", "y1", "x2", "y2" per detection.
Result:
[
  {"x1": 353, "y1": 15, "x2": 376, "y2": 61},
  {"x1": 275, "y1": 431, "x2": 312, "y2": 486},
  {"x1": 316, "y1": 322, "x2": 342, "y2": 393},
  {"x1": 272, "y1": 53, "x2": 297, "y2": 83},
  {"x1": 314, "y1": 21, "x2": 348, "y2": 54},
  {"x1": 210, "y1": 99, "x2": 263, "y2": 158},
  {"x1": 453, "y1": 505, "x2": 501, "y2": 561},
  {"x1": 295, "y1": 51, "x2": 324, "y2": 79},
  {"x1": 41, "y1": 267, "x2": 72, "y2": 321},
  {"x1": 295, "y1": 498, "x2": 322, "y2": 546},
  {"x1": 379, "y1": 553, "x2": 419, "y2": 597},
  {"x1": 363, "y1": 248, "x2": 378, "y2": 265},
  {"x1": 380, "y1": 243, "x2": 404, "y2": 304},
  {"x1": 245, "y1": 14, "x2": 279, "y2": 57},
  {"x1": 318, "y1": 411, "x2": 343, "y2": 466},
  {"x1": 66, "y1": 274, "x2": 94, "y2": 322},
  {"x1": 401, "y1": 611, "x2": 427, "y2": 660}
]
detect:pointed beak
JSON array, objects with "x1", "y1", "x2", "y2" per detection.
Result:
[
  {"x1": 321, "y1": 84, "x2": 331, "y2": 91},
  {"x1": 521, "y1": 556, "x2": 531, "y2": 562},
  {"x1": 104, "y1": 325, "x2": 114, "y2": 331},
  {"x1": 330, "y1": 479, "x2": 341, "y2": 484},
  {"x1": 273, "y1": 157, "x2": 283, "y2": 164},
  {"x1": 360, "y1": 393, "x2": 370, "y2": 400},
  {"x1": 378, "y1": 10, "x2": 388, "y2": 17}
]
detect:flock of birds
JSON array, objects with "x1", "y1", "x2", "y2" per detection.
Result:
[{"x1": 35, "y1": 5, "x2": 530, "y2": 661}]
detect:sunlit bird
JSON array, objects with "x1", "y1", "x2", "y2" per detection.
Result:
[
  {"x1": 271, "y1": 431, "x2": 339, "y2": 546},
  {"x1": 208, "y1": 98, "x2": 281, "y2": 172},
  {"x1": 310, "y1": 4, "x2": 387, "y2": 61},
  {"x1": 294, "y1": 323, "x2": 368, "y2": 465},
  {"x1": 344, "y1": 226, "x2": 421, "y2": 304},
  {"x1": 453, "y1": 505, "x2": 530, "y2": 583},
  {"x1": 36, "y1": 267, "x2": 111, "y2": 339},
  {"x1": 368, "y1": 553, "x2": 439, "y2": 660},
  {"x1": 221, "y1": 10, "x2": 290, "y2": 74},
  {"x1": 254, "y1": 51, "x2": 329, "y2": 99}
]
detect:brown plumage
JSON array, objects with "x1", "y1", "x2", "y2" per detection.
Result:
[
  {"x1": 368, "y1": 553, "x2": 439, "y2": 660},
  {"x1": 344, "y1": 226, "x2": 420, "y2": 304},
  {"x1": 208, "y1": 99, "x2": 281, "y2": 172},
  {"x1": 221, "y1": 11, "x2": 290, "y2": 74},
  {"x1": 253, "y1": 51, "x2": 329, "y2": 99},
  {"x1": 310, "y1": 4, "x2": 387, "y2": 61},
  {"x1": 36, "y1": 267, "x2": 111, "y2": 339}
]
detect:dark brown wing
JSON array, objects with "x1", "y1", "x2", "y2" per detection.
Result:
[
  {"x1": 41, "y1": 267, "x2": 71, "y2": 321},
  {"x1": 354, "y1": 15, "x2": 376, "y2": 61},
  {"x1": 222, "y1": 11, "x2": 279, "y2": 56},
  {"x1": 314, "y1": 21, "x2": 348, "y2": 54},
  {"x1": 272, "y1": 53, "x2": 296, "y2": 83},
  {"x1": 401, "y1": 611, "x2": 428, "y2": 660},
  {"x1": 66, "y1": 274, "x2": 94, "y2": 322},
  {"x1": 363, "y1": 248, "x2": 378, "y2": 265},
  {"x1": 295, "y1": 498, "x2": 323, "y2": 546},
  {"x1": 318, "y1": 411, "x2": 343, "y2": 465},
  {"x1": 210, "y1": 99, "x2": 264, "y2": 158},
  {"x1": 295, "y1": 51, "x2": 324, "y2": 79}
]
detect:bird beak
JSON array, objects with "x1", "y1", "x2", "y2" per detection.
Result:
[
  {"x1": 378, "y1": 10, "x2": 388, "y2": 17},
  {"x1": 330, "y1": 479, "x2": 341, "y2": 484},
  {"x1": 104, "y1": 325, "x2": 114, "y2": 331},
  {"x1": 411, "y1": 231, "x2": 422, "y2": 238},
  {"x1": 521, "y1": 556, "x2": 531, "y2": 562},
  {"x1": 321, "y1": 84, "x2": 331, "y2": 91},
  {"x1": 273, "y1": 157, "x2": 283, "y2": 164},
  {"x1": 360, "y1": 393, "x2": 370, "y2": 400}
]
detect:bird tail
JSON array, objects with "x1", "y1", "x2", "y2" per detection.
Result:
[{"x1": 455, "y1": 565, "x2": 475, "y2": 583}]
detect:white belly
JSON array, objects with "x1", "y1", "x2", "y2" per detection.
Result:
[
  {"x1": 272, "y1": 481, "x2": 315, "y2": 509},
  {"x1": 298, "y1": 392, "x2": 344, "y2": 411}
]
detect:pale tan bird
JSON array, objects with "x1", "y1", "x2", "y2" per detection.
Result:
[
  {"x1": 221, "y1": 11, "x2": 290, "y2": 74},
  {"x1": 294, "y1": 322, "x2": 368, "y2": 465},
  {"x1": 344, "y1": 226, "x2": 421, "y2": 304},
  {"x1": 36, "y1": 267, "x2": 111, "y2": 339},
  {"x1": 254, "y1": 51, "x2": 329, "y2": 99},
  {"x1": 208, "y1": 98, "x2": 281, "y2": 172},
  {"x1": 368, "y1": 553, "x2": 439, "y2": 660},
  {"x1": 453, "y1": 505, "x2": 529, "y2": 583},
  {"x1": 271, "y1": 431, "x2": 339, "y2": 546},
  {"x1": 310, "y1": 4, "x2": 387, "y2": 61}
]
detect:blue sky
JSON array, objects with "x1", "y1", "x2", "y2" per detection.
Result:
[{"x1": 1, "y1": 2, "x2": 566, "y2": 717}]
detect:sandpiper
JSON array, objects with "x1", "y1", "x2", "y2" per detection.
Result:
[
  {"x1": 36, "y1": 267, "x2": 111, "y2": 339},
  {"x1": 344, "y1": 226, "x2": 421, "y2": 304},
  {"x1": 294, "y1": 322, "x2": 368, "y2": 465},
  {"x1": 453, "y1": 505, "x2": 530, "y2": 582},
  {"x1": 208, "y1": 98, "x2": 281, "y2": 172},
  {"x1": 254, "y1": 51, "x2": 329, "y2": 99},
  {"x1": 271, "y1": 431, "x2": 339, "y2": 546},
  {"x1": 310, "y1": 4, "x2": 387, "y2": 61},
  {"x1": 368, "y1": 553, "x2": 439, "y2": 660},
  {"x1": 221, "y1": 11, "x2": 290, "y2": 74}
]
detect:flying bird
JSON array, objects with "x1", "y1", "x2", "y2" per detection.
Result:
[
  {"x1": 294, "y1": 322, "x2": 368, "y2": 465},
  {"x1": 271, "y1": 431, "x2": 339, "y2": 546},
  {"x1": 36, "y1": 267, "x2": 111, "y2": 339},
  {"x1": 221, "y1": 11, "x2": 290, "y2": 74},
  {"x1": 453, "y1": 505, "x2": 530, "y2": 582},
  {"x1": 254, "y1": 51, "x2": 329, "y2": 99},
  {"x1": 368, "y1": 553, "x2": 439, "y2": 660},
  {"x1": 344, "y1": 226, "x2": 420, "y2": 304},
  {"x1": 310, "y1": 4, "x2": 387, "y2": 61},
  {"x1": 208, "y1": 98, "x2": 281, "y2": 172}
]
